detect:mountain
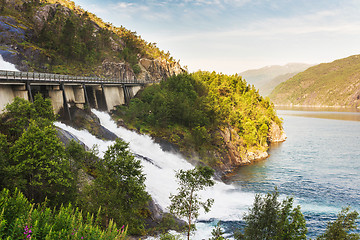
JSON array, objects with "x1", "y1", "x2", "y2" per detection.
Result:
[
  {"x1": 269, "y1": 55, "x2": 360, "y2": 108},
  {"x1": 0, "y1": 0, "x2": 183, "y2": 80},
  {"x1": 240, "y1": 63, "x2": 313, "y2": 96}
]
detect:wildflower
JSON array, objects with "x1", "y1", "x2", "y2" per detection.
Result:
[{"x1": 23, "y1": 225, "x2": 32, "y2": 240}]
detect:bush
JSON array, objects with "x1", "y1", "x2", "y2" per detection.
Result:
[
  {"x1": 79, "y1": 139, "x2": 150, "y2": 235},
  {"x1": 317, "y1": 207, "x2": 359, "y2": 240},
  {"x1": 236, "y1": 189, "x2": 307, "y2": 240},
  {"x1": 0, "y1": 188, "x2": 127, "y2": 240}
]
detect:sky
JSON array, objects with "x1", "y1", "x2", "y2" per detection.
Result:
[{"x1": 72, "y1": 0, "x2": 360, "y2": 74}]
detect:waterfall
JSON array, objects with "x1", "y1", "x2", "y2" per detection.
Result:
[
  {"x1": 55, "y1": 110, "x2": 257, "y2": 239},
  {"x1": 0, "y1": 55, "x2": 18, "y2": 71}
]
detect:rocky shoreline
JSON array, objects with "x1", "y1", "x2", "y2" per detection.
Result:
[{"x1": 116, "y1": 115, "x2": 286, "y2": 180}]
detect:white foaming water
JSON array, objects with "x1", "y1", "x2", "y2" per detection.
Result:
[
  {"x1": 91, "y1": 110, "x2": 255, "y2": 219},
  {"x1": 0, "y1": 55, "x2": 18, "y2": 71},
  {"x1": 55, "y1": 110, "x2": 256, "y2": 239},
  {"x1": 55, "y1": 110, "x2": 360, "y2": 238}
]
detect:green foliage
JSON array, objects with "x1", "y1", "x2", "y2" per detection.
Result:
[
  {"x1": 3, "y1": 94, "x2": 56, "y2": 142},
  {"x1": 169, "y1": 166, "x2": 215, "y2": 240},
  {"x1": 3, "y1": 0, "x2": 176, "y2": 75},
  {"x1": 8, "y1": 120, "x2": 75, "y2": 206},
  {"x1": 32, "y1": 93, "x2": 57, "y2": 122},
  {"x1": 236, "y1": 189, "x2": 307, "y2": 240},
  {"x1": 0, "y1": 134, "x2": 9, "y2": 187},
  {"x1": 269, "y1": 54, "x2": 360, "y2": 107},
  {"x1": 65, "y1": 139, "x2": 99, "y2": 173},
  {"x1": 0, "y1": 97, "x2": 151, "y2": 235},
  {"x1": 3, "y1": 97, "x2": 35, "y2": 140},
  {"x1": 210, "y1": 221, "x2": 226, "y2": 240},
  {"x1": 159, "y1": 232, "x2": 183, "y2": 240},
  {"x1": 317, "y1": 207, "x2": 359, "y2": 240},
  {"x1": 0, "y1": 188, "x2": 127, "y2": 239},
  {"x1": 0, "y1": 95, "x2": 73, "y2": 206},
  {"x1": 79, "y1": 139, "x2": 150, "y2": 235},
  {"x1": 115, "y1": 72, "x2": 282, "y2": 166}
]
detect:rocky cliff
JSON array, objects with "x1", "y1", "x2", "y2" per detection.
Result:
[
  {"x1": 0, "y1": 0, "x2": 184, "y2": 80},
  {"x1": 215, "y1": 121, "x2": 286, "y2": 176}
]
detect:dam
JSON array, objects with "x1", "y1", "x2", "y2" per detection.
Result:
[{"x1": 0, "y1": 70, "x2": 149, "y2": 119}]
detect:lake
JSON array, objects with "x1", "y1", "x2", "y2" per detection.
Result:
[
  {"x1": 225, "y1": 109, "x2": 360, "y2": 237},
  {"x1": 56, "y1": 109, "x2": 360, "y2": 239}
]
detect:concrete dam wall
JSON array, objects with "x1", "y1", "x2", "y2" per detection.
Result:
[{"x1": 0, "y1": 82, "x2": 142, "y2": 115}]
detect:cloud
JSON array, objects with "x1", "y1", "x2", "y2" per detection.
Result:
[{"x1": 113, "y1": 2, "x2": 134, "y2": 9}]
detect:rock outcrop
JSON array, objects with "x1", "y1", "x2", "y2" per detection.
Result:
[
  {"x1": 268, "y1": 121, "x2": 287, "y2": 142},
  {"x1": 0, "y1": 1, "x2": 184, "y2": 80},
  {"x1": 139, "y1": 58, "x2": 184, "y2": 82},
  {"x1": 100, "y1": 60, "x2": 136, "y2": 80},
  {"x1": 215, "y1": 120, "x2": 285, "y2": 176}
]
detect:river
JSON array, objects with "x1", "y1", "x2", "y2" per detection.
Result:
[
  {"x1": 225, "y1": 109, "x2": 360, "y2": 238},
  {"x1": 55, "y1": 109, "x2": 360, "y2": 239}
]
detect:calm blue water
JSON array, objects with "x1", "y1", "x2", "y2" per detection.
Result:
[{"x1": 226, "y1": 110, "x2": 360, "y2": 237}]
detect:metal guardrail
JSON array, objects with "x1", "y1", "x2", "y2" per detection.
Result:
[{"x1": 0, "y1": 70, "x2": 148, "y2": 85}]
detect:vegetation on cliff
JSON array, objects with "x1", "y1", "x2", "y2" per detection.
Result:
[
  {"x1": 114, "y1": 71, "x2": 282, "y2": 169},
  {"x1": 0, "y1": 95, "x2": 152, "y2": 235},
  {"x1": 269, "y1": 55, "x2": 360, "y2": 108},
  {"x1": 0, "y1": 0, "x2": 180, "y2": 78}
]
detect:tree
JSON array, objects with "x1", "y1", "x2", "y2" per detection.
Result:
[
  {"x1": 8, "y1": 120, "x2": 75, "y2": 206},
  {"x1": 61, "y1": 18, "x2": 76, "y2": 58},
  {"x1": 169, "y1": 165, "x2": 215, "y2": 240},
  {"x1": 0, "y1": 133, "x2": 9, "y2": 188},
  {"x1": 317, "y1": 207, "x2": 359, "y2": 240},
  {"x1": 4, "y1": 97, "x2": 35, "y2": 141},
  {"x1": 3, "y1": 94, "x2": 56, "y2": 142},
  {"x1": 210, "y1": 221, "x2": 226, "y2": 240},
  {"x1": 32, "y1": 93, "x2": 56, "y2": 123},
  {"x1": 80, "y1": 139, "x2": 150, "y2": 235},
  {"x1": 236, "y1": 189, "x2": 307, "y2": 240}
]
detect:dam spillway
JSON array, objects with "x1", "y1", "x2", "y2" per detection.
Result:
[{"x1": 0, "y1": 70, "x2": 148, "y2": 116}]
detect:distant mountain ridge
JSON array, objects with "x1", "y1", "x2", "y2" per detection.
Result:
[
  {"x1": 269, "y1": 55, "x2": 360, "y2": 108},
  {"x1": 240, "y1": 63, "x2": 313, "y2": 96}
]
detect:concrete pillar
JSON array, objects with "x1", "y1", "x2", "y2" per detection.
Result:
[
  {"x1": 60, "y1": 83, "x2": 71, "y2": 121},
  {"x1": 48, "y1": 85, "x2": 64, "y2": 114},
  {"x1": 0, "y1": 85, "x2": 15, "y2": 113},
  {"x1": 0, "y1": 84, "x2": 30, "y2": 113},
  {"x1": 83, "y1": 84, "x2": 90, "y2": 108},
  {"x1": 13, "y1": 84, "x2": 29, "y2": 99},
  {"x1": 73, "y1": 85, "x2": 85, "y2": 109},
  {"x1": 85, "y1": 86, "x2": 98, "y2": 109},
  {"x1": 64, "y1": 86, "x2": 76, "y2": 104},
  {"x1": 102, "y1": 85, "x2": 125, "y2": 111},
  {"x1": 123, "y1": 85, "x2": 130, "y2": 105},
  {"x1": 129, "y1": 85, "x2": 142, "y2": 97}
]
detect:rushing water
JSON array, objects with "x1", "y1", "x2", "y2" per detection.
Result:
[
  {"x1": 55, "y1": 109, "x2": 360, "y2": 239},
  {"x1": 0, "y1": 55, "x2": 18, "y2": 71}
]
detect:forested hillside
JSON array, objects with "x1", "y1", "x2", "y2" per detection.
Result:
[
  {"x1": 0, "y1": 0, "x2": 183, "y2": 80},
  {"x1": 270, "y1": 55, "x2": 360, "y2": 108},
  {"x1": 115, "y1": 72, "x2": 285, "y2": 173}
]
